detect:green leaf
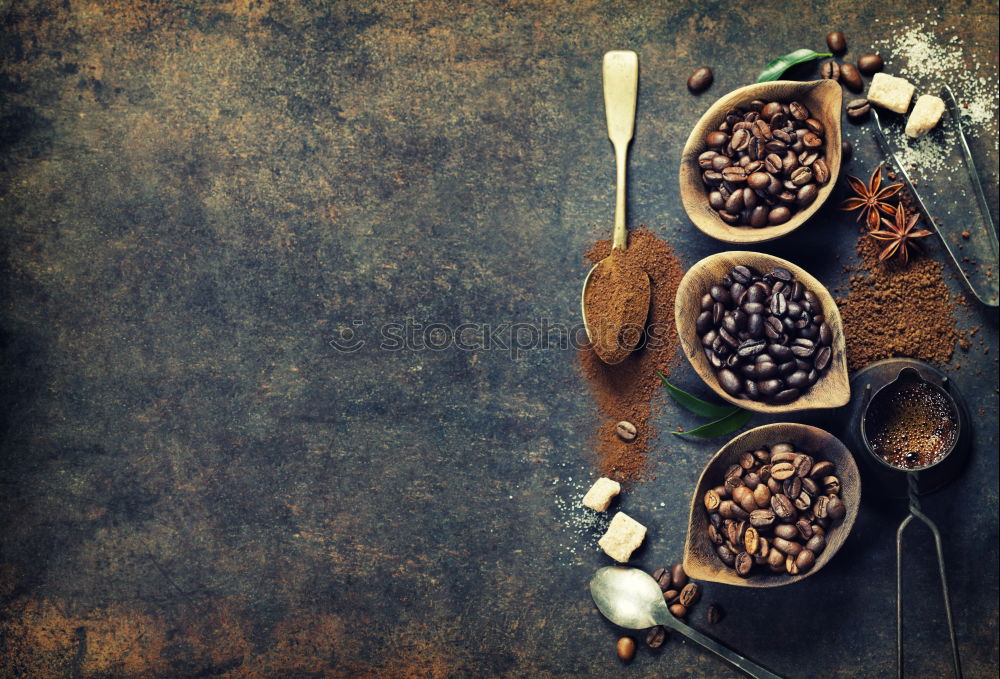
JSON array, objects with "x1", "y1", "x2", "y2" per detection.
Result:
[
  {"x1": 672, "y1": 408, "x2": 753, "y2": 439},
  {"x1": 756, "y1": 49, "x2": 832, "y2": 82},
  {"x1": 656, "y1": 371, "x2": 741, "y2": 419}
]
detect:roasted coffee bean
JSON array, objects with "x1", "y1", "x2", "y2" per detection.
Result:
[
  {"x1": 814, "y1": 495, "x2": 830, "y2": 519},
  {"x1": 857, "y1": 53, "x2": 884, "y2": 75},
  {"x1": 688, "y1": 66, "x2": 714, "y2": 93},
  {"x1": 846, "y1": 98, "x2": 871, "y2": 122},
  {"x1": 652, "y1": 567, "x2": 672, "y2": 591},
  {"x1": 804, "y1": 118, "x2": 825, "y2": 136},
  {"x1": 842, "y1": 139, "x2": 853, "y2": 161},
  {"x1": 744, "y1": 526, "x2": 760, "y2": 555},
  {"x1": 788, "y1": 101, "x2": 809, "y2": 121},
  {"x1": 617, "y1": 636, "x2": 637, "y2": 661},
  {"x1": 768, "y1": 206, "x2": 791, "y2": 225},
  {"x1": 793, "y1": 454, "x2": 814, "y2": 478},
  {"x1": 716, "y1": 543, "x2": 736, "y2": 566},
  {"x1": 703, "y1": 170, "x2": 724, "y2": 186},
  {"x1": 679, "y1": 582, "x2": 700, "y2": 607},
  {"x1": 796, "y1": 183, "x2": 818, "y2": 206},
  {"x1": 764, "y1": 153, "x2": 783, "y2": 174},
  {"x1": 826, "y1": 31, "x2": 847, "y2": 54},
  {"x1": 840, "y1": 62, "x2": 863, "y2": 92},
  {"x1": 773, "y1": 536, "x2": 803, "y2": 556},
  {"x1": 767, "y1": 546, "x2": 785, "y2": 572},
  {"x1": 771, "y1": 493, "x2": 796, "y2": 519},
  {"x1": 753, "y1": 484, "x2": 772, "y2": 509},
  {"x1": 795, "y1": 549, "x2": 816, "y2": 572},
  {"x1": 773, "y1": 128, "x2": 794, "y2": 145},
  {"x1": 706, "y1": 603, "x2": 724, "y2": 625},
  {"x1": 796, "y1": 519, "x2": 814, "y2": 540},
  {"x1": 827, "y1": 495, "x2": 846, "y2": 520},
  {"x1": 783, "y1": 476, "x2": 802, "y2": 499},
  {"x1": 664, "y1": 589, "x2": 680, "y2": 604},
  {"x1": 802, "y1": 131, "x2": 823, "y2": 149},
  {"x1": 706, "y1": 130, "x2": 729, "y2": 148},
  {"x1": 785, "y1": 554, "x2": 800, "y2": 575},
  {"x1": 646, "y1": 625, "x2": 668, "y2": 648},
  {"x1": 718, "y1": 369, "x2": 741, "y2": 396},
  {"x1": 771, "y1": 462, "x2": 795, "y2": 480},
  {"x1": 737, "y1": 339, "x2": 767, "y2": 358},
  {"x1": 616, "y1": 420, "x2": 637, "y2": 441},
  {"x1": 708, "y1": 190, "x2": 726, "y2": 210},
  {"x1": 806, "y1": 534, "x2": 826, "y2": 554},
  {"x1": 751, "y1": 119, "x2": 772, "y2": 139},
  {"x1": 708, "y1": 523, "x2": 723, "y2": 545},
  {"x1": 699, "y1": 151, "x2": 720, "y2": 169},
  {"x1": 813, "y1": 159, "x2": 830, "y2": 185},
  {"x1": 774, "y1": 523, "x2": 799, "y2": 540},
  {"x1": 747, "y1": 171, "x2": 771, "y2": 191},
  {"x1": 802, "y1": 477, "x2": 819, "y2": 497},
  {"x1": 809, "y1": 460, "x2": 835, "y2": 479},
  {"x1": 820, "y1": 60, "x2": 840, "y2": 81},
  {"x1": 734, "y1": 551, "x2": 753, "y2": 577},
  {"x1": 788, "y1": 166, "x2": 812, "y2": 186},
  {"x1": 731, "y1": 265, "x2": 754, "y2": 285},
  {"x1": 671, "y1": 563, "x2": 688, "y2": 589},
  {"x1": 773, "y1": 388, "x2": 801, "y2": 404},
  {"x1": 722, "y1": 166, "x2": 748, "y2": 184},
  {"x1": 669, "y1": 603, "x2": 688, "y2": 619}
]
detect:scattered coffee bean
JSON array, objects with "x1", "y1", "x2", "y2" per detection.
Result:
[
  {"x1": 857, "y1": 53, "x2": 884, "y2": 76},
  {"x1": 688, "y1": 66, "x2": 714, "y2": 93},
  {"x1": 645, "y1": 625, "x2": 667, "y2": 648},
  {"x1": 617, "y1": 636, "x2": 636, "y2": 661},
  {"x1": 615, "y1": 420, "x2": 637, "y2": 441},
  {"x1": 842, "y1": 139, "x2": 853, "y2": 161},
  {"x1": 819, "y1": 60, "x2": 840, "y2": 81},
  {"x1": 663, "y1": 589, "x2": 679, "y2": 604},
  {"x1": 679, "y1": 582, "x2": 701, "y2": 607},
  {"x1": 846, "y1": 98, "x2": 871, "y2": 123},
  {"x1": 826, "y1": 31, "x2": 847, "y2": 54},
  {"x1": 703, "y1": 442, "x2": 848, "y2": 578},
  {"x1": 840, "y1": 63, "x2": 863, "y2": 93},
  {"x1": 669, "y1": 603, "x2": 687, "y2": 618},
  {"x1": 652, "y1": 567, "x2": 672, "y2": 591},
  {"x1": 706, "y1": 603, "x2": 724, "y2": 625},
  {"x1": 671, "y1": 563, "x2": 688, "y2": 589}
]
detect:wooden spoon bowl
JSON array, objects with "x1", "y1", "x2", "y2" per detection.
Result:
[
  {"x1": 679, "y1": 79, "x2": 843, "y2": 244},
  {"x1": 675, "y1": 251, "x2": 850, "y2": 414},
  {"x1": 683, "y1": 423, "x2": 861, "y2": 588}
]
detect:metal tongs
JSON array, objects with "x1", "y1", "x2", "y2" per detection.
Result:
[{"x1": 872, "y1": 85, "x2": 999, "y2": 307}]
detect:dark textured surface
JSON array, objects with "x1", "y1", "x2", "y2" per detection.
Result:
[{"x1": 1, "y1": 1, "x2": 997, "y2": 677}]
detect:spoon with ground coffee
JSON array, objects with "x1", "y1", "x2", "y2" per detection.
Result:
[{"x1": 581, "y1": 51, "x2": 650, "y2": 365}]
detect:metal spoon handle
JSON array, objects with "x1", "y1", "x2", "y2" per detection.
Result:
[
  {"x1": 658, "y1": 614, "x2": 785, "y2": 679},
  {"x1": 602, "y1": 50, "x2": 637, "y2": 250}
]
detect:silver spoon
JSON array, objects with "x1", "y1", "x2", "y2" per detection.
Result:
[{"x1": 590, "y1": 567, "x2": 785, "y2": 679}]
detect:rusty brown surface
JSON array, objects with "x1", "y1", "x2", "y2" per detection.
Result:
[{"x1": 1, "y1": 1, "x2": 997, "y2": 677}]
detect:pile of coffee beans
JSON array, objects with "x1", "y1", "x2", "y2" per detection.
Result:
[
  {"x1": 696, "y1": 265, "x2": 834, "y2": 404},
  {"x1": 703, "y1": 442, "x2": 847, "y2": 577},
  {"x1": 698, "y1": 99, "x2": 829, "y2": 228}
]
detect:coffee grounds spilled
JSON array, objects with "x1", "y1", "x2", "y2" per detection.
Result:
[
  {"x1": 579, "y1": 228, "x2": 684, "y2": 484},
  {"x1": 583, "y1": 249, "x2": 650, "y2": 364},
  {"x1": 837, "y1": 223, "x2": 963, "y2": 372}
]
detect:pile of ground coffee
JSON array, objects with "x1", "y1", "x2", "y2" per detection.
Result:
[
  {"x1": 579, "y1": 228, "x2": 684, "y2": 483},
  {"x1": 583, "y1": 249, "x2": 650, "y2": 365},
  {"x1": 837, "y1": 207, "x2": 963, "y2": 371}
]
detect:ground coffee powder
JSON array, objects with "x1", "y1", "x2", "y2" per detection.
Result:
[
  {"x1": 838, "y1": 211, "x2": 963, "y2": 371},
  {"x1": 579, "y1": 228, "x2": 684, "y2": 483}
]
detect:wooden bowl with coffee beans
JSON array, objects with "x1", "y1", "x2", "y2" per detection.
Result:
[
  {"x1": 679, "y1": 79, "x2": 842, "y2": 243},
  {"x1": 683, "y1": 423, "x2": 860, "y2": 588},
  {"x1": 675, "y1": 251, "x2": 850, "y2": 414}
]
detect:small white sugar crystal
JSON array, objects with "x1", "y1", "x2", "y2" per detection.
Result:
[
  {"x1": 867, "y1": 73, "x2": 916, "y2": 114},
  {"x1": 582, "y1": 477, "x2": 621, "y2": 512},
  {"x1": 598, "y1": 512, "x2": 646, "y2": 562},
  {"x1": 905, "y1": 95, "x2": 946, "y2": 138}
]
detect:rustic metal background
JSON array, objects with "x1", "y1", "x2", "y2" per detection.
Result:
[{"x1": 1, "y1": 1, "x2": 997, "y2": 677}]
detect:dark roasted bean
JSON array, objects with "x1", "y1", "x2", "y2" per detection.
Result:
[
  {"x1": 857, "y1": 53, "x2": 884, "y2": 75},
  {"x1": 846, "y1": 98, "x2": 871, "y2": 122},
  {"x1": 826, "y1": 31, "x2": 847, "y2": 54},
  {"x1": 840, "y1": 62, "x2": 863, "y2": 92},
  {"x1": 688, "y1": 66, "x2": 714, "y2": 93},
  {"x1": 820, "y1": 60, "x2": 840, "y2": 81}
]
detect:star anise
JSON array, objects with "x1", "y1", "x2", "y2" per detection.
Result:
[
  {"x1": 840, "y1": 165, "x2": 904, "y2": 230},
  {"x1": 868, "y1": 202, "x2": 932, "y2": 264}
]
